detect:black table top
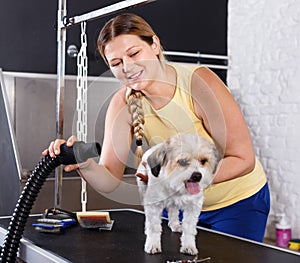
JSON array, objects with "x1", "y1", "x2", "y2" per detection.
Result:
[{"x1": 1, "y1": 209, "x2": 299, "y2": 263}]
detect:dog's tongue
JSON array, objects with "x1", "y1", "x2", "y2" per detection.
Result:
[{"x1": 185, "y1": 181, "x2": 200, "y2": 195}]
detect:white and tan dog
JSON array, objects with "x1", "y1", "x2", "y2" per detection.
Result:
[{"x1": 136, "y1": 133, "x2": 220, "y2": 255}]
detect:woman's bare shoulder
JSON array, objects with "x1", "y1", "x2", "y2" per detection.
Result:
[{"x1": 109, "y1": 86, "x2": 127, "y2": 107}]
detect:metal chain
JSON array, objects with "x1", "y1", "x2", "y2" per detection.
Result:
[
  {"x1": 76, "y1": 21, "x2": 88, "y2": 212},
  {"x1": 76, "y1": 22, "x2": 88, "y2": 142}
]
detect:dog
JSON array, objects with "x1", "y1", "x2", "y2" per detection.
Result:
[{"x1": 136, "y1": 133, "x2": 220, "y2": 255}]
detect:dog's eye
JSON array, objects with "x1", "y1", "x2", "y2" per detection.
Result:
[
  {"x1": 200, "y1": 158, "x2": 208, "y2": 165},
  {"x1": 178, "y1": 159, "x2": 189, "y2": 166}
]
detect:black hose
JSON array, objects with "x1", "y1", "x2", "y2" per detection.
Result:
[{"x1": 0, "y1": 141, "x2": 101, "y2": 263}]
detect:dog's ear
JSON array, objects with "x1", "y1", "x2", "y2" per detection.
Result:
[{"x1": 147, "y1": 144, "x2": 167, "y2": 177}]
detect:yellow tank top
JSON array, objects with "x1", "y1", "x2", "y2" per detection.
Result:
[{"x1": 141, "y1": 62, "x2": 267, "y2": 211}]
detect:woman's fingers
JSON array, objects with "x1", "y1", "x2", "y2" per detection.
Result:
[
  {"x1": 64, "y1": 164, "x2": 79, "y2": 172},
  {"x1": 66, "y1": 135, "x2": 78, "y2": 147},
  {"x1": 42, "y1": 148, "x2": 49, "y2": 156},
  {"x1": 42, "y1": 137, "x2": 82, "y2": 173},
  {"x1": 48, "y1": 140, "x2": 56, "y2": 157},
  {"x1": 53, "y1": 139, "x2": 66, "y2": 155},
  {"x1": 42, "y1": 139, "x2": 66, "y2": 157},
  {"x1": 40, "y1": 136, "x2": 84, "y2": 173}
]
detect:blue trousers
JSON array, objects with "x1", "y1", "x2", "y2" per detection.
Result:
[{"x1": 163, "y1": 183, "x2": 270, "y2": 242}]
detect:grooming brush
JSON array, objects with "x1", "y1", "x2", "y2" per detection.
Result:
[
  {"x1": 32, "y1": 218, "x2": 77, "y2": 234},
  {"x1": 76, "y1": 211, "x2": 114, "y2": 230}
]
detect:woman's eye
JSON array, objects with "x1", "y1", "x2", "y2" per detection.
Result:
[
  {"x1": 111, "y1": 61, "x2": 121, "y2": 67},
  {"x1": 178, "y1": 159, "x2": 189, "y2": 166},
  {"x1": 129, "y1": 51, "x2": 139, "y2": 57}
]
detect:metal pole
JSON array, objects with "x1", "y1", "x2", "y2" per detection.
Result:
[
  {"x1": 64, "y1": 0, "x2": 155, "y2": 27},
  {"x1": 163, "y1": 51, "x2": 229, "y2": 61},
  {"x1": 55, "y1": 0, "x2": 67, "y2": 208},
  {"x1": 54, "y1": 0, "x2": 155, "y2": 209},
  {"x1": 162, "y1": 51, "x2": 229, "y2": 70}
]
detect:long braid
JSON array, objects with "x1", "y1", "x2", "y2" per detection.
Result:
[{"x1": 125, "y1": 87, "x2": 145, "y2": 167}]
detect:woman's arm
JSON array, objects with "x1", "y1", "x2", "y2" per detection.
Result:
[
  {"x1": 191, "y1": 67, "x2": 255, "y2": 183},
  {"x1": 81, "y1": 86, "x2": 133, "y2": 192},
  {"x1": 43, "y1": 87, "x2": 133, "y2": 193}
]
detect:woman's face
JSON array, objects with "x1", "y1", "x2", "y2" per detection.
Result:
[{"x1": 104, "y1": 34, "x2": 161, "y2": 92}]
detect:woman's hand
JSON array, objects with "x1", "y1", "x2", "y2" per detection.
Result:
[{"x1": 42, "y1": 136, "x2": 80, "y2": 172}]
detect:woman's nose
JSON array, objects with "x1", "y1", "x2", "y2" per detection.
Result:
[
  {"x1": 122, "y1": 58, "x2": 132, "y2": 73},
  {"x1": 122, "y1": 60, "x2": 127, "y2": 73}
]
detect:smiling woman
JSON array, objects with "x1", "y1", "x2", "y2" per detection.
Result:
[
  {"x1": 103, "y1": 34, "x2": 163, "y2": 92},
  {"x1": 98, "y1": 13, "x2": 166, "y2": 94},
  {"x1": 43, "y1": 12, "x2": 270, "y2": 243},
  {"x1": 96, "y1": 13, "x2": 179, "y2": 163}
]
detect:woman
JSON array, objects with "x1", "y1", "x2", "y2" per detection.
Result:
[{"x1": 43, "y1": 13, "x2": 270, "y2": 242}]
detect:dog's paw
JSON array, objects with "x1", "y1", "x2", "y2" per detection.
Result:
[
  {"x1": 144, "y1": 237, "x2": 162, "y2": 254},
  {"x1": 180, "y1": 245, "x2": 198, "y2": 256},
  {"x1": 144, "y1": 243, "x2": 162, "y2": 254},
  {"x1": 168, "y1": 222, "x2": 182, "y2": 233}
]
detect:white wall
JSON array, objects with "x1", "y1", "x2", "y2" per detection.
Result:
[{"x1": 228, "y1": 0, "x2": 300, "y2": 239}]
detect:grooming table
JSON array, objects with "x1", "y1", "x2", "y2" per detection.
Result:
[{"x1": 0, "y1": 209, "x2": 299, "y2": 263}]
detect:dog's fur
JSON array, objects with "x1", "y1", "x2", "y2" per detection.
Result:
[{"x1": 136, "y1": 133, "x2": 220, "y2": 255}]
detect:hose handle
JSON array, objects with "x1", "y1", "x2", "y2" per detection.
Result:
[{"x1": 58, "y1": 141, "x2": 101, "y2": 165}]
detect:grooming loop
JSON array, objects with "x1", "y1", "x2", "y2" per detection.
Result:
[{"x1": 76, "y1": 21, "x2": 88, "y2": 212}]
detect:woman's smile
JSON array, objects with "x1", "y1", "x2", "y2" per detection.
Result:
[{"x1": 127, "y1": 69, "x2": 143, "y2": 81}]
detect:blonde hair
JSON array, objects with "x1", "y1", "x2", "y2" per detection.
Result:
[
  {"x1": 97, "y1": 13, "x2": 165, "y2": 167},
  {"x1": 125, "y1": 87, "x2": 145, "y2": 167}
]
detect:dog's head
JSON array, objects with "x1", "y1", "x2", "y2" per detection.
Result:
[{"x1": 146, "y1": 133, "x2": 220, "y2": 195}]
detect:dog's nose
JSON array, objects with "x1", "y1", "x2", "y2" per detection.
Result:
[{"x1": 190, "y1": 172, "x2": 202, "y2": 182}]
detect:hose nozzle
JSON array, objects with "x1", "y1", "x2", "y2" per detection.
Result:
[{"x1": 58, "y1": 141, "x2": 101, "y2": 165}]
